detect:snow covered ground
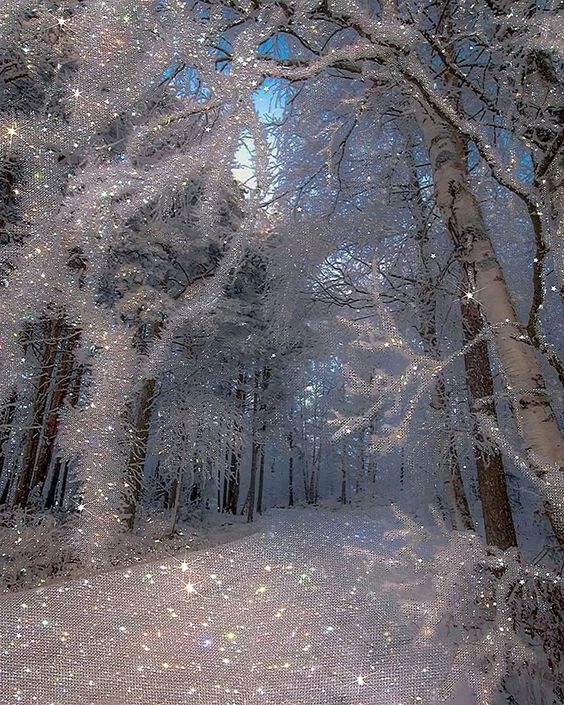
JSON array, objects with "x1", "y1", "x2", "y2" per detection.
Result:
[{"x1": 0, "y1": 507, "x2": 557, "y2": 705}]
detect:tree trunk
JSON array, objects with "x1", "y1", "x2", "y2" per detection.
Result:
[
  {"x1": 368, "y1": 424, "x2": 377, "y2": 496},
  {"x1": 33, "y1": 326, "x2": 80, "y2": 503},
  {"x1": 225, "y1": 373, "x2": 246, "y2": 514},
  {"x1": 434, "y1": 376, "x2": 474, "y2": 531},
  {"x1": 423, "y1": 323, "x2": 475, "y2": 533},
  {"x1": 288, "y1": 431, "x2": 294, "y2": 507},
  {"x1": 57, "y1": 461, "x2": 70, "y2": 508},
  {"x1": 121, "y1": 265, "x2": 226, "y2": 527},
  {"x1": 168, "y1": 465, "x2": 184, "y2": 536},
  {"x1": 226, "y1": 442, "x2": 241, "y2": 514},
  {"x1": 0, "y1": 390, "x2": 17, "y2": 505},
  {"x1": 460, "y1": 283, "x2": 517, "y2": 548},
  {"x1": 246, "y1": 438, "x2": 259, "y2": 523},
  {"x1": 246, "y1": 368, "x2": 266, "y2": 523},
  {"x1": 419, "y1": 110, "x2": 564, "y2": 544},
  {"x1": 14, "y1": 317, "x2": 64, "y2": 507},
  {"x1": 256, "y1": 446, "x2": 265, "y2": 515},
  {"x1": 313, "y1": 444, "x2": 321, "y2": 504},
  {"x1": 408, "y1": 146, "x2": 475, "y2": 535},
  {"x1": 340, "y1": 444, "x2": 348, "y2": 504},
  {"x1": 306, "y1": 440, "x2": 317, "y2": 504},
  {"x1": 45, "y1": 367, "x2": 82, "y2": 509},
  {"x1": 356, "y1": 434, "x2": 364, "y2": 496},
  {"x1": 123, "y1": 376, "x2": 156, "y2": 531},
  {"x1": 255, "y1": 366, "x2": 270, "y2": 516}
]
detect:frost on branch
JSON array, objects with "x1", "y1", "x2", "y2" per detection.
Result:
[
  {"x1": 0, "y1": 0, "x2": 260, "y2": 560},
  {"x1": 356, "y1": 508, "x2": 563, "y2": 705},
  {"x1": 331, "y1": 301, "x2": 442, "y2": 454}
]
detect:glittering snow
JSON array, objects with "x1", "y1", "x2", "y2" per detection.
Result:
[{"x1": 0, "y1": 508, "x2": 514, "y2": 705}]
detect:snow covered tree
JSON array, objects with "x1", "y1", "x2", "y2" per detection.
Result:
[
  {"x1": 216, "y1": 0, "x2": 564, "y2": 547},
  {"x1": 0, "y1": 4, "x2": 562, "y2": 705}
]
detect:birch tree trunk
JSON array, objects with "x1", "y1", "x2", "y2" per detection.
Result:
[
  {"x1": 419, "y1": 110, "x2": 564, "y2": 543},
  {"x1": 407, "y1": 149, "x2": 476, "y2": 536}
]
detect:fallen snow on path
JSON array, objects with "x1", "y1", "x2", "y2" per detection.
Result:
[{"x1": 0, "y1": 508, "x2": 524, "y2": 704}]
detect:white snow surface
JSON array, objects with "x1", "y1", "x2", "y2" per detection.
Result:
[{"x1": 0, "y1": 507, "x2": 527, "y2": 704}]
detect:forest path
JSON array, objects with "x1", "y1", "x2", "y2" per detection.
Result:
[{"x1": 1, "y1": 507, "x2": 476, "y2": 705}]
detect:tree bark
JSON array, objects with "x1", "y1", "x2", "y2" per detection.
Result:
[
  {"x1": 225, "y1": 372, "x2": 246, "y2": 514},
  {"x1": 340, "y1": 443, "x2": 348, "y2": 504},
  {"x1": 32, "y1": 326, "x2": 80, "y2": 503},
  {"x1": 245, "y1": 372, "x2": 261, "y2": 523},
  {"x1": 255, "y1": 366, "x2": 270, "y2": 516},
  {"x1": 123, "y1": 376, "x2": 156, "y2": 531},
  {"x1": 288, "y1": 431, "x2": 294, "y2": 507},
  {"x1": 0, "y1": 390, "x2": 17, "y2": 505},
  {"x1": 419, "y1": 110, "x2": 564, "y2": 543},
  {"x1": 256, "y1": 446, "x2": 265, "y2": 515},
  {"x1": 44, "y1": 367, "x2": 82, "y2": 509},
  {"x1": 123, "y1": 263, "x2": 224, "y2": 528},
  {"x1": 245, "y1": 367, "x2": 270, "y2": 522},
  {"x1": 408, "y1": 146, "x2": 475, "y2": 535},
  {"x1": 246, "y1": 438, "x2": 260, "y2": 523},
  {"x1": 432, "y1": 375, "x2": 475, "y2": 532},
  {"x1": 460, "y1": 281, "x2": 517, "y2": 547},
  {"x1": 168, "y1": 465, "x2": 184, "y2": 536},
  {"x1": 313, "y1": 444, "x2": 321, "y2": 504},
  {"x1": 14, "y1": 317, "x2": 64, "y2": 507}
]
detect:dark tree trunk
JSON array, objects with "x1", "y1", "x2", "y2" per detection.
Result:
[
  {"x1": 432, "y1": 375, "x2": 474, "y2": 531},
  {"x1": 0, "y1": 390, "x2": 17, "y2": 505},
  {"x1": 246, "y1": 438, "x2": 260, "y2": 523},
  {"x1": 256, "y1": 446, "x2": 265, "y2": 515},
  {"x1": 245, "y1": 367, "x2": 270, "y2": 522},
  {"x1": 340, "y1": 443, "x2": 348, "y2": 504},
  {"x1": 288, "y1": 431, "x2": 294, "y2": 507},
  {"x1": 313, "y1": 444, "x2": 321, "y2": 504},
  {"x1": 44, "y1": 365, "x2": 82, "y2": 510},
  {"x1": 226, "y1": 443, "x2": 241, "y2": 514},
  {"x1": 418, "y1": 308, "x2": 473, "y2": 531},
  {"x1": 245, "y1": 370, "x2": 262, "y2": 523},
  {"x1": 32, "y1": 326, "x2": 80, "y2": 503},
  {"x1": 255, "y1": 366, "x2": 269, "y2": 516},
  {"x1": 123, "y1": 376, "x2": 156, "y2": 531},
  {"x1": 122, "y1": 266, "x2": 225, "y2": 528},
  {"x1": 461, "y1": 289, "x2": 517, "y2": 549},
  {"x1": 14, "y1": 317, "x2": 64, "y2": 507},
  {"x1": 57, "y1": 461, "x2": 70, "y2": 508},
  {"x1": 225, "y1": 373, "x2": 246, "y2": 514},
  {"x1": 168, "y1": 465, "x2": 185, "y2": 536}
]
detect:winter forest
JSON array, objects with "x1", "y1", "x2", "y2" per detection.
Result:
[{"x1": 0, "y1": 0, "x2": 563, "y2": 703}]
